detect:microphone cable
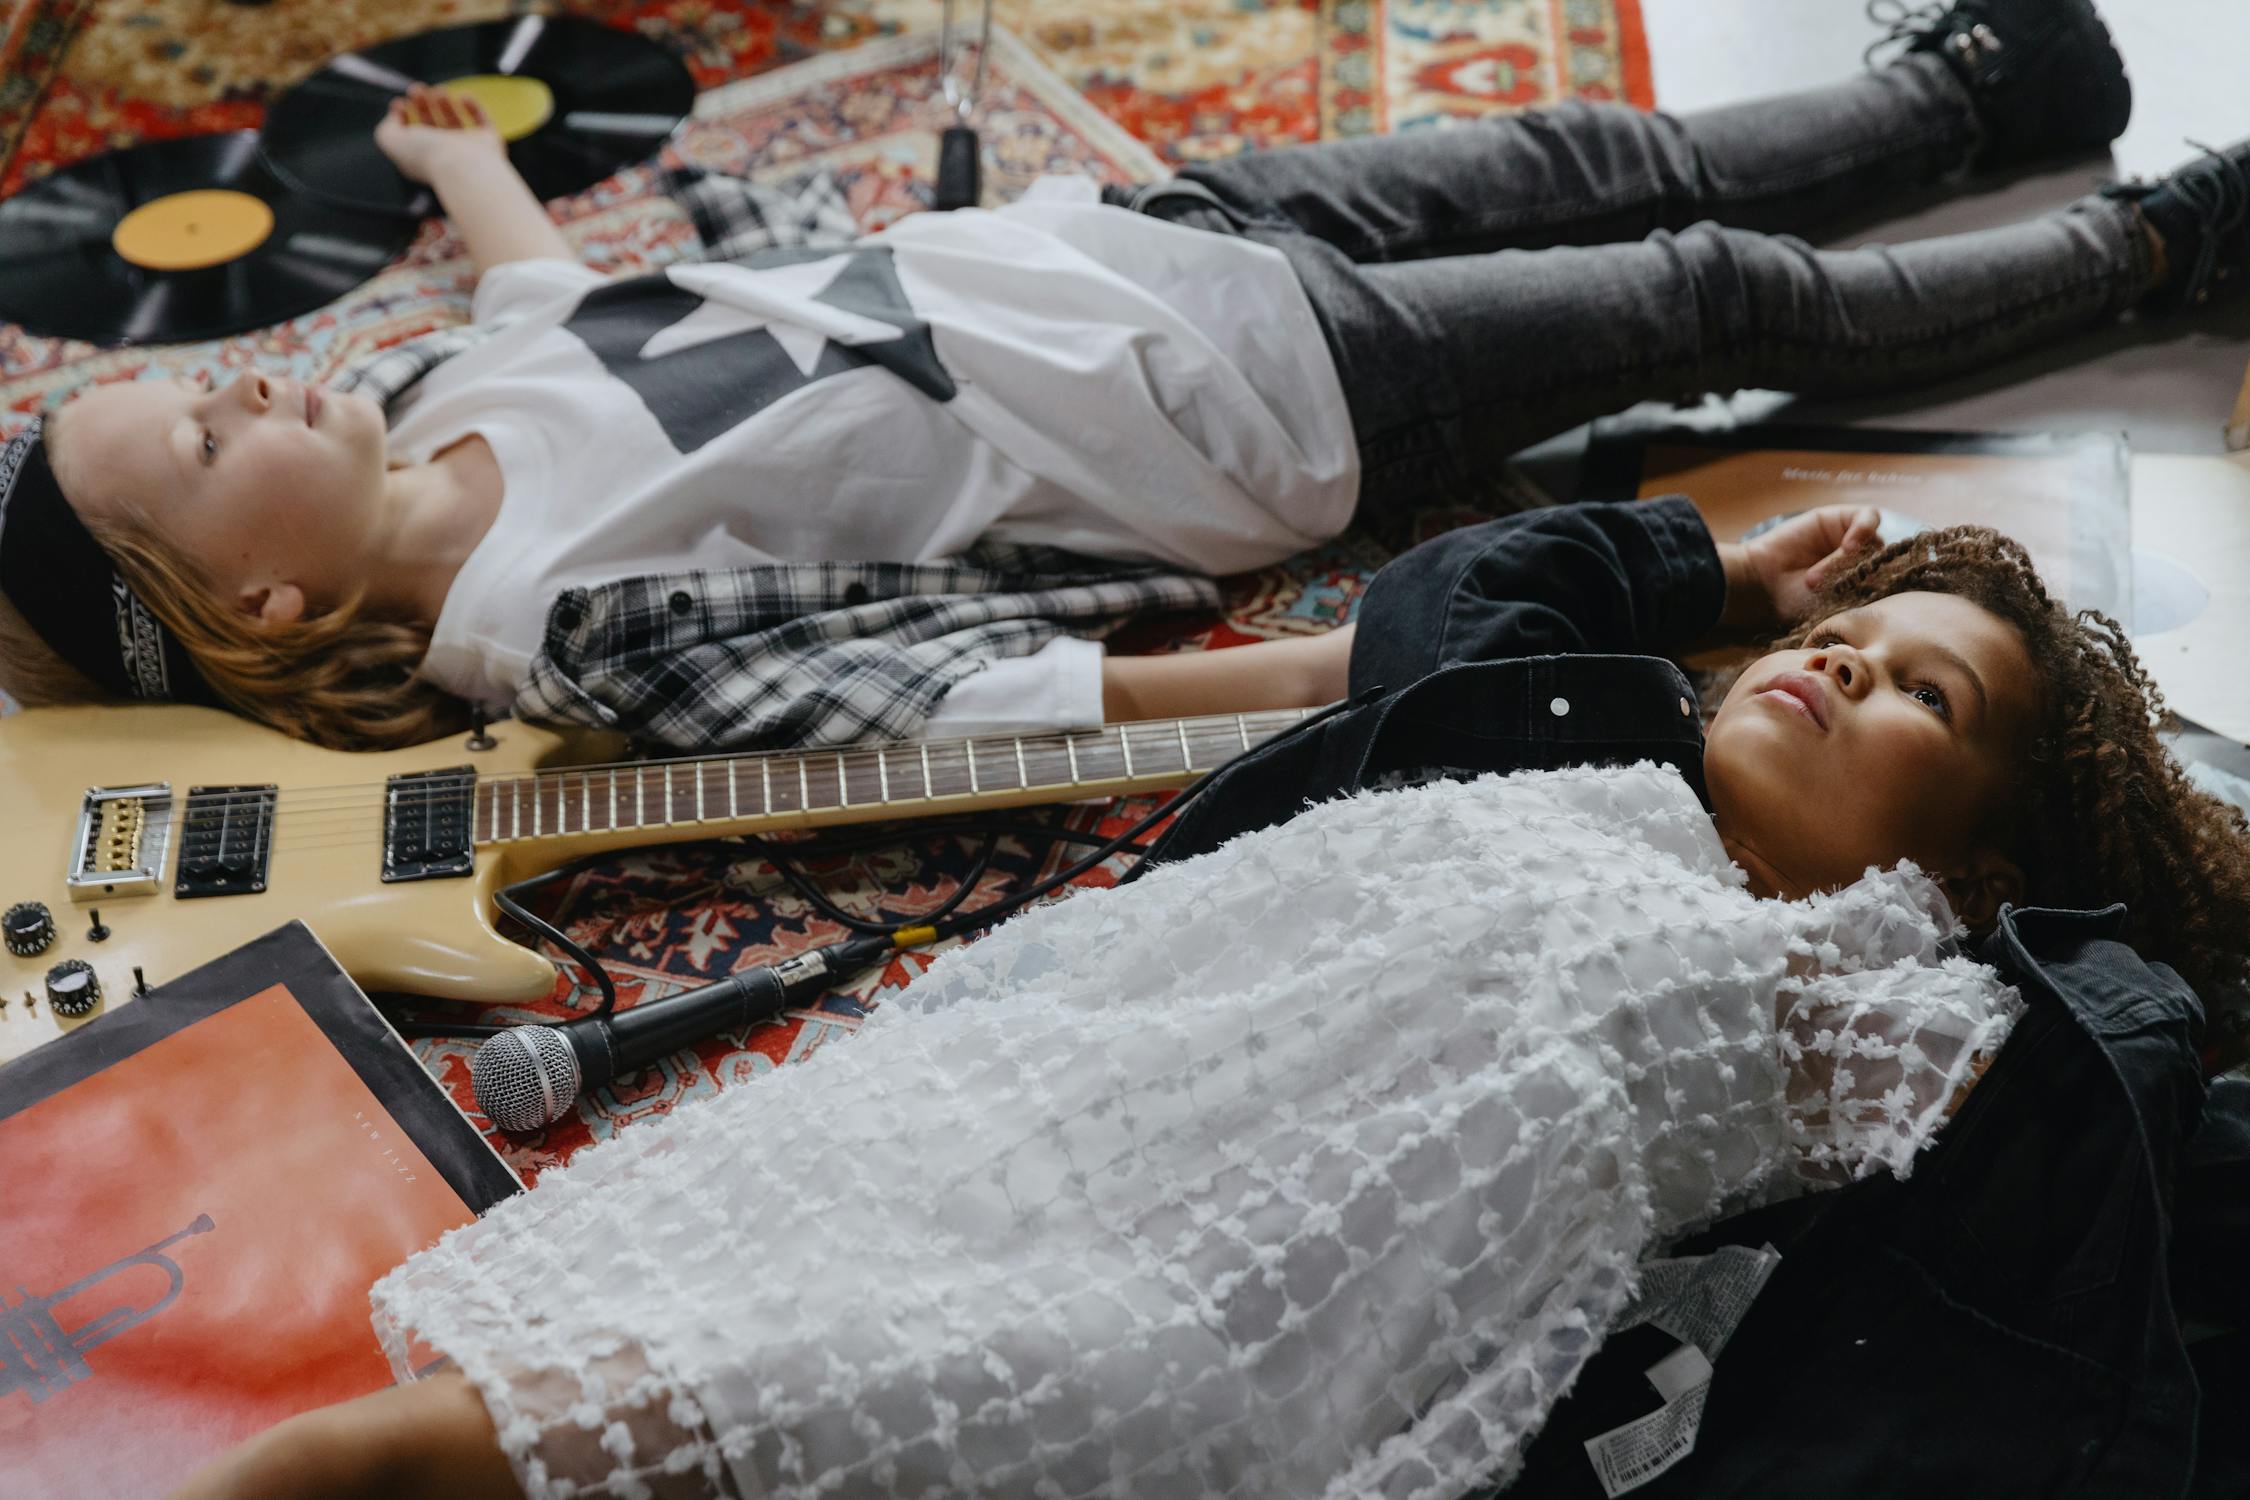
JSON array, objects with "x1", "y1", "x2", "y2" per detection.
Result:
[
  {"x1": 389, "y1": 816, "x2": 1142, "y2": 1041},
  {"x1": 395, "y1": 694, "x2": 1368, "y2": 1044}
]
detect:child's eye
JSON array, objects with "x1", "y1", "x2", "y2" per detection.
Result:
[{"x1": 1910, "y1": 683, "x2": 1951, "y2": 719}]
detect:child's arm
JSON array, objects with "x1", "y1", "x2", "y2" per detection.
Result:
[
  {"x1": 1099, "y1": 626, "x2": 1354, "y2": 723},
  {"x1": 374, "y1": 85, "x2": 575, "y2": 276}
]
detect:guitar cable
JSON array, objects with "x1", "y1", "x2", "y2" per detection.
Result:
[
  {"x1": 388, "y1": 816, "x2": 1138, "y2": 1040},
  {"x1": 394, "y1": 694, "x2": 1367, "y2": 1044}
]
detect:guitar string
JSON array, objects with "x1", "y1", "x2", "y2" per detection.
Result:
[
  {"x1": 106, "y1": 709, "x2": 1310, "y2": 811},
  {"x1": 100, "y1": 711, "x2": 1314, "y2": 822},
  {"x1": 251, "y1": 791, "x2": 1189, "y2": 859},
  {"x1": 247, "y1": 748, "x2": 1235, "y2": 853},
  {"x1": 166, "y1": 721, "x2": 1290, "y2": 828},
  {"x1": 142, "y1": 717, "x2": 1308, "y2": 858}
]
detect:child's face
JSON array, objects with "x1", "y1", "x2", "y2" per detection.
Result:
[
  {"x1": 47, "y1": 370, "x2": 389, "y2": 623},
  {"x1": 1703, "y1": 590, "x2": 2039, "y2": 916}
]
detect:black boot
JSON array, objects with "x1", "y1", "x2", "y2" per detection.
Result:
[
  {"x1": 2105, "y1": 142, "x2": 2250, "y2": 312},
  {"x1": 1868, "y1": 0, "x2": 2131, "y2": 167}
]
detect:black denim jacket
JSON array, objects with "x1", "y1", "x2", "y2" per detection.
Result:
[{"x1": 1144, "y1": 499, "x2": 2238, "y2": 1496}]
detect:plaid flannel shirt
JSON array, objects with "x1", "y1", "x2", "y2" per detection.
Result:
[{"x1": 336, "y1": 167, "x2": 1218, "y2": 750}]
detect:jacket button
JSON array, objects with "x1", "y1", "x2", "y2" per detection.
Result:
[
  {"x1": 1679, "y1": 696, "x2": 1693, "y2": 717},
  {"x1": 669, "y1": 590, "x2": 693, "y2": 615},
  {"x1": 842, "y1": 582, "x2": 872, "y2": 606},
  {"x1": 1549, "y1": 696, "x2": 1570, "y2": 717}
]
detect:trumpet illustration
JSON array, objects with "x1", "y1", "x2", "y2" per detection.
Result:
[{"x1": 0, "y1": 1214, "x2": 216, "y2": 1404}]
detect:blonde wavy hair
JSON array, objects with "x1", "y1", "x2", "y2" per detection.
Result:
[{"x1": 4, "y1": 408, "x2": 469, "y2": 751}]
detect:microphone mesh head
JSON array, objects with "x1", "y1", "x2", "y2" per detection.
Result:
[{"x1": 470, "y1": 1025, "x2": 578, "y2": 1133}]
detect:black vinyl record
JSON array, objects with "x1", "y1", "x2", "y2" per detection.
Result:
[
  {"x1": 0, "y1": 131, "x2": 420, "y2": 346},
  {"x1": 261, "y1": 14, "x2": 695, "y2": 219}
]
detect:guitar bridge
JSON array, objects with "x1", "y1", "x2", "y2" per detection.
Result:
[
  {"x1": 383, "y1": 766, "x2": 476, "y2": 883},
  {"x1": 175, "y1": 784, "x2": 278, "y2": 899},
  {"x1": 67, "y1": 784, "x2": 174, "y2": 900}
]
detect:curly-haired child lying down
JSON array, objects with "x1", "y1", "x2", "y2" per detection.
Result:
[{"x1": 163, "y1": 495, "x2": 2250, "y2": 1499}]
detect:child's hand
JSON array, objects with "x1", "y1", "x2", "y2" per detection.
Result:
[
  {"x1": 1718, "y1": 505, "x2": 1883, "y2": 631},
  {"x1": 374, "y1": 84, "x2": 508, "y2": 186}
]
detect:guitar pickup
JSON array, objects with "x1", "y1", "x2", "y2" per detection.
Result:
[
  {"x1": 67, "y1": 784, "x2": 174, "y2": 901},
  {"x1": 383, "y1": 766, "x2": 476, "y2": 883},
  {"x1": 175, "y1": 784, "x2": 278, "y2": 899}
]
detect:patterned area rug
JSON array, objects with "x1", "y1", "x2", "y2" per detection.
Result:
[
  {"x1": 836, "y1": 0, "x2": 1651, "y2": 161},
  {"x1": 0, "y1": 7, "x2": 1643, "y2": 1180},
  {"x1": 0, "y1": 0, "x2": 1649, "y2": 191}
]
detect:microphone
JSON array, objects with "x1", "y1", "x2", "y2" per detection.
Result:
[{"x1": 470, "y1": 941, "x2": 879, "y2": 1132}]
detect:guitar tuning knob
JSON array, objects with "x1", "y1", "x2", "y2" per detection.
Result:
[{"x1": 4, "y1": 901, "x2": 55, "y2": 957}]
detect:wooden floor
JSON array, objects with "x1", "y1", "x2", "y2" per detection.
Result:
[{"x1": 1623, "y1": 0, "x2": 2250, "y2": 458}]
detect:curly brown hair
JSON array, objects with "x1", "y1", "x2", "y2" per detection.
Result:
[{"x1": 1767, "y1": 525, "x2": 2250, "y2": 1073}]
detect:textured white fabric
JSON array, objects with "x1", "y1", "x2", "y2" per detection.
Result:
[
  {"x1": 404, "y1": 194, "x2": 1358, "y2": 709},
  {"x1": 371, "y1": 764, "x2": 2020, "y2": 1500}
]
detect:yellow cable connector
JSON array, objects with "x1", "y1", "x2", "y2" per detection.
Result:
[{"x1": 891, "y1": 925, "x2": 939, "y2": 949}]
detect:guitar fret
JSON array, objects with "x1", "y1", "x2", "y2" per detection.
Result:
[
  {"x1": 920, "y1": 743, "x2": 933, "y2": 799},
  {"x1": 1015, "y1": 738, "x2": 1029, "y2": 789},
  {"x1": 761, "y1": 757, "x2": 772, "y2": 816},
  {"x1": 696, "y1": 762, "x2": 707, "y2": 823},
  {"x1": 510, "y1": 780, "x2": 522, "y2": 841},
  {"x1": 661, "y1": 764, "x2": 674, "y2": 826},
  {"x1": 1237, "y1": 713, "x2": 1252, "y2": 753},
  {"x1": 966, "y1": 738, "x2": 979, "y2": 794},
  {"x1": 728, "y1": 760, "x2": 740, "y2": 819},
  {"x1": 1177, "y1": 720, "x2": 1193, "y2": 772},
  {"x1": 798, "y1": 757, "x2": 811, "y2": 811},
  {"x1": 532, "y1": 777, "x2": 542, "y2": 838},
  {"x1": 1119, "y1": 724, "x2": 1135, "y2": 777},
  {"x1": 878, "y1": 748, "x2": 891, "y2": 803},
  {"x1": 1065, "y1": 734, "x2": 1080, "y2": 785},
  {"x1": 635, "y1": 767, "x2": 646, "y2": 828},
  {"x1": 836, "y1": 751, "x2": 850, "y2": 808},
  {"x1": 609, "y1": 769, "x2": 620, "y2": 830}
]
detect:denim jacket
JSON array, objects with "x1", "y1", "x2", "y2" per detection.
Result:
[{"x1": 1143, "y1": 498, "x2": 2236, "y2": 1495}]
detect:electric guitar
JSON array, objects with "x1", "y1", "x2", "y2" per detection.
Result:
[{"x1": 0, "y1": 702, "x2": 1310, "y2": 1064}]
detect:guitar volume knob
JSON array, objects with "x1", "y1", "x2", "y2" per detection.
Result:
[
  {"x1": 4, "y1": 902, "x2": 55, "y2": 957},
  {"x1": 45, "y1": 959, "x2": 100, "y2": 1018}
]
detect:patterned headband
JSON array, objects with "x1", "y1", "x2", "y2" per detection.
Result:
[{"x1": 0, "y1": 418, "x2": 223, "y2": 708}]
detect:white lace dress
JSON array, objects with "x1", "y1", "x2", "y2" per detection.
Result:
[{"x1": 371, "y1": 764, "x2": 2021, "y2": 1500}]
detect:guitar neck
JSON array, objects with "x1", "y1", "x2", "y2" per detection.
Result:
[{"x1": 470, "y1": 709, "x2": 1313, "y2": 846}]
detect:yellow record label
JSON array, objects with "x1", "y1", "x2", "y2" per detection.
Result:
[
  {"x1": 439, "y1": 75, "x2": 555, "y2": 141},
  {"x1": 111, "y1": 190, "x2": 274, "y2": 271}
]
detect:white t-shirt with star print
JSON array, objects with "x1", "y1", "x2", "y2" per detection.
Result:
[{"x1": 392, "y1": 182, "x2": 1357, "y2": 727}]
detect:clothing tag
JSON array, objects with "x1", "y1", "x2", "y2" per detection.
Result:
[
  {"x1": 1609, "y1": 1242, "x2": 1780, "y2": 1358},
  {"x1": 1584, "y1": 1362, "x2": 1710, "y2": 1498},
  {"x1": 1584, "y1": 1244, "x2": 1781, "y2": 1496}
]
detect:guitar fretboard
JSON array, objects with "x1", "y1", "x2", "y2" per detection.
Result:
[{"x1": 470, "y1": 710, "x2": 1309, "y2": 844}]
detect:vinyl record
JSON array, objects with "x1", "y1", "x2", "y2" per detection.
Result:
[
  {"x1": 261, "y1": 14, "x2": 695, "y2": 220},
  {"x1": 0, "y1": 131, "x2": 420, "y2": 346}
]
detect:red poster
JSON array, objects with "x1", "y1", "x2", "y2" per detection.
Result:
[{"x1": 0, "y1": 924, "x2": 518, "y2": 1498}]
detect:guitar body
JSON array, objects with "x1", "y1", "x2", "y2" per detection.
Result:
[{"x1": 0, "y1": 705, "x2": 604, "y2": 1064}]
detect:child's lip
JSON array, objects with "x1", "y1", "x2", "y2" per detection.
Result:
[{"x1": 1758, "y1": 671, "x2": 1830, "y2": 730}]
